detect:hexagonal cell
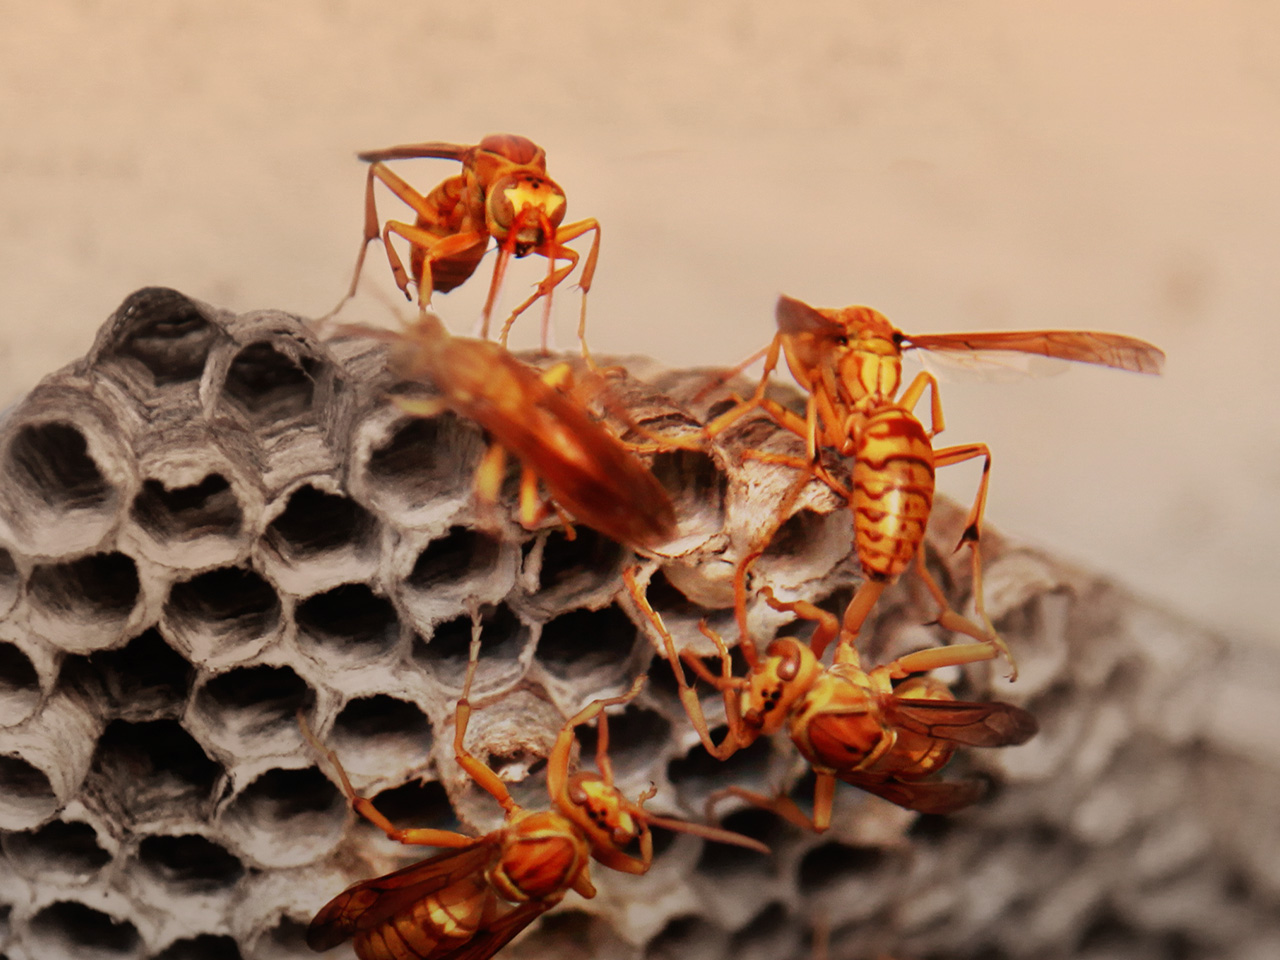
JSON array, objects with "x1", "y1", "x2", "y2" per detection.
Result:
[
  {"x1": 3, "y1": 817, "x2": 111, "y2": 883},
  {"x1": 86, "y1": 719, "x2": 221, "y2": 825},
  {"x1": 0, "y1": 420, "x2": 122, "y2": 556},
  {"x1": 524, "y1": 526, "x2": 628, "y2": 615},
  {"x1": 58, "y1": 629, "x2": 194, "y2": 722},
  {"x1": 796, "y1": 840, "x2": 888, "y2": 895},
  {"x1": 131, "y1": 473, "x2": 244, "y2": 547},
  {"x1": 649, "y1": 447, "x2": 727, "y2": 539},
  {"x1": 328, "y1": 695, "x2": 433, "y2": 784},
  {"x1": 644, "y1": 914, "x2": 728, "y2": 960},
  {"x1": 346, "y1": 777, "x2": 458, "y2": 864},
  {"x1": 27, "y1": 900, "x2": 143, "y2": 960},
  {"x1": 400, "y1": 526, "x2": 516, "y2": 631},
  {"x1": 0, "y1": 639, "x2": 43, "y2": 728},
  {"x1": 727, "y1": 902, "x2": 800, "y2": 960},
  {"x1": 572, "y1": 703, "x2": 670, "y2": 783},
  {"x1": 639, "y1": 568, "x2": 738, "y2": 658},
  {"x1": 190, "y1": 664, "x2": 315, "y2": 759},
  {"x1": 295, "y1": 583, "x2": 400, "y2": 665},
  {"x1": 247, "y1": 916, "x2": 313, "y2": 960},
  {"x1": 693, "y1": 807, "x2": 787, "y2": 880},
  {"x1": 261, "y1": 483, "x2": 379, "y2": 592},
  {"x1": 153, "y1": 933, "x2": 244, "y2": 960},
  {"x1": 164, "y1": 566, "x2": 282, "y2": 666},
  {"x1": 666, "y1": 734, "x2": 774, "y2": 809},
  {"x1": 219, "y1": 765, "x2": 346, "y2": 868},
  {"x1": 354, "y1": 410, "x2": 484, "y2": 527},
  {"x1": 413, "y1": 604, "x2": 528, "y2": 690},
  {"x1": 536, "y1": 604, "x2": 641, "y2": 688},
  {"x1": 27, "y1": 552, "x2": 140, "y2": 653},
  {"x1": 137, "y1": 832, "x2": 246, "y2": 895},
  {"x1": 89, "y1": 286, "x2": 221, "y2": 387},
  {"x1": 220, "y1": 342, "x2": 319, "y2": 427},
  {"x1": 0, "y1": 754, "x2": 56, "y2": 832}
]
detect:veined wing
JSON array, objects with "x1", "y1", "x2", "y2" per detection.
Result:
[
  {"x1": 839, "y1": 769, "x2": 987, "y2": 815},
  {"x1": 883, "y1": 697, "x2": 1038, "y2": 748},
  {"x1": 903, "y1": 329, "x2": 1164, "y2": 375}
]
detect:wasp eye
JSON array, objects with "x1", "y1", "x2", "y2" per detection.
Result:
[
  {"x1": 569, "y1": 782, "x2": 589, "y2": 805},
  {"x1": 776, "y1": 655, "x2": 800, "y2": 682}
]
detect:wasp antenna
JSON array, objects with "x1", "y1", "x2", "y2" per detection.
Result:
[{"x1": 642, "y1": 813, "x2": 770, "y2": 855}]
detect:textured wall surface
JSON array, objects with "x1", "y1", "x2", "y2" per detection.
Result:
[{"x1": 0, "y1": 290, "x2": 1276, "y2": 960}]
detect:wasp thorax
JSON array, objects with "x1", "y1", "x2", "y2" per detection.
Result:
[
  {"x1": 492, "y1": 814, "x2": 584, "y2": 902},
  {"x1": 487, "y1": 172, "x2": 567, "y2": 247}
]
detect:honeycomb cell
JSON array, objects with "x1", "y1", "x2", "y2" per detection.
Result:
[
  {"x1": 524, "y1": 526, "x2": 628, "y2": 615},
  {"x1": 644, "y1": 914, "x2": 727, "y2": 960},
  {"x1": 413, "y1": 604, "x2": 527, "y2": 690},
  {"x1": 638, "y1": 568, "x2": 737, "y2": 658},
  {"x1": 88, "y1": 287, "x2": 221, "y2": 387},
  {"x1": 137, "y1": 833, "x2": 246, "y2": 894},
  {"x1": 693, "y1": 808, "x2": 785, "y2": 880},
  {"x1": 400, "y1": 527, "x2": 517, "y2": 635},
  {"x1": 27, "y1": 900, "x2": 143, "y2": 960},
  {"x1": 728, "y1": 902, "x2": 800, "y2": 960},
  {"x1": 0, "y1": 546, "x2": 19, "y2": 618},
  {"x1": 3, "y1": 817, "x2": 111, "y2": 883},
  {"x1": 247, "y1": 916, "x2": 312, "y2": 960},
  {"x1": 0, "y1": 639, "x2": 42, "y2": 728},
  {"x1": 153, "y1": 933, "x2": 244, "y2": 960},
  {"x1": 755, "y1": 503, "x2": 853, "y2": 587},
  {"x1": 0, "y1": 418, "x2": 122, "y2": 556},
  {"x1": 260, "y1": 483, "x2": 379, "y2": 593},
  {"x1": 649, "y1": 447, "x2": 727, "y2": 539},
  {"x1": 536, "y1": 604, "x2": 640, "y2": 682},
  {"x1": 666, "y1": 733, "x2": 774, "y2": 808},
  {"x1": 164, "y1": 566, "x2": 282, "y2": 666},
  {"x1": 130, "y1": 473, "x2": 244, "y2": 557},
  {"x1": 328, "y1": 695, "x2": 432, "y2": 784},
  {"x1": 87, "y1": 719, "x2": 221, "y2": 825},
  {"x1": 189, "y1": 664, "x2": 315, "y2": 760},
  {"x1": 347, "y1": 777, "x2": 458, "y2": 863},
  {"x1": 295, "y1": 583, "x2": 400, "y2": 665},
  {"x1": 353, "y1": 409, "x2": 483, "y2": 528},
  {"x1": 572, "y1": 704, "x2": 670, "y2": 783},
  {"x1": 27, "y1": 552, "x2": 141, "y2": 653},
  {"x1": 0, "y1": 755, "x2": 56, "y2": 831},
  {"x1": 219, "y1": 765, "x2": 346, "y2": 868},
  {"x1": 220, "y1": 342, "x2": 318, "y2": 427},
  {"x1": 59, "y1": 629, "x2": 194, "y2": 722},
  {"x1": 797, "y1": 841, "x2": 888, "y2": 895}
]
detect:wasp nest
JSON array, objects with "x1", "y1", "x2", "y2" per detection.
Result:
[{"x1": 0, "y1": 288, "x2": 1274, "y2": 960}]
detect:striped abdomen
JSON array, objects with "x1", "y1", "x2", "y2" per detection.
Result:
[
  {"x1": 351, "y1": 871, "x2": 492, "y2": 960},
  {"x1": 852, "y1": 407, "x2": 935, "y2": 581}
]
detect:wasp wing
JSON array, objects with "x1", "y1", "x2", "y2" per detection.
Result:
[
  {"x1": 306, "y1": 840, "x2": 494, "y2": 952},
  {"x1": 883, "y1": 697, "x2": 1038, "y2": 748},
  {"x1": 903, "y1": 329, "x2": 1164, "y2": 375},
  {"x1": 840, "y1": 769, "x2": 988, "y2": 814}
]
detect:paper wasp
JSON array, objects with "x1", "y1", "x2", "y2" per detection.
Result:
[
  {"x1": 703, "y1": 295, "x2": 1165, "y2": 679},
  {"x1": 302, "y1": 638, "x2": 766, "y2": 960},
  {"x1": 627, "y1": 565, "x2": 1037, "y2": 832},
  {"x1": 325, "y1": 134, "x2": 601, "y2": 356},
  {"x1": 335, "y1": 314, "x2": 676, "y2": 550}
]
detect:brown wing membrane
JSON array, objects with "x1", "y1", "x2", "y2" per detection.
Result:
[
  {"x1": 883, "y1": 698, "x2": 1039, "y2": 748},
  {"x1": 440, "y1": 901, "x2": 555, "y2": 960},
  {"x1": 306, "y1": 841, "x2": 493, "y2": 951},
  {"x1": 775, "y1": 294, "x2": 847, "y2": 340},
  {"x1": 839, "y1": 770, "x2": 987, "y2": 814},
  {"x1": 903, "y1": 329, "x2": 1165, "y2": 375},
  {"x1": 357, "y1": 142, "x2": 473, "y2": 164}
]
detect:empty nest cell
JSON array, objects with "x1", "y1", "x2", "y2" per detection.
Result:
[
  {"x1": 152, "y1": 933, "x2": 244, "y2": 960},
  {"x1": 294, "y1": 582, "x2": 400, "y2": 664},
  {"x1": 356, "y1": 411, "x2": 483, "y2": 526},
  {"x1": 525, "y1": 526, "x2": 628, "y2": 614},
  {"x1": 0, "y1": 753, "x2": 57, "y2": 833},
  {"x1": 130, "y1": 473, "x2": 243, "y2": 547},
  {"x1": 0, "y1": 638, "x2": 42, "y2": 728},
  {"x1": 86, "y1": 718, "x2": 222, "y2": 826},
  {"x1": 571, "y1": 701, "x2": 671, "y2": 783},
  {"x1": 135, "y1": 832, "x2": 246, "y2": 895},
  {"x1": 648, "y1": 447, "x2": 728, "y2": 538},
  {"x1": 412, "y1": 604, "x2": 528, "y2": 690},
  {"x1": 262, "y1": 483, "x2": 377, "y2": 568},
  {"x1": 399, "y1": 526, "x2": 516, "y2": 632},
  {"x1": 26, "y1": 900, "x2": 142, "y2": 960},
  {"x1": 218, "y1": 765, "x2": 346, "y2": 869},
  {"x1": 163, "y1": 566, "x2": 282, "y2": 666},
  {"x1": 26, "y1": 552, "x2": 140, "y2": 654},
  {"x1": 91, "y1": 287, "x2": 221, "y2": 387},
  {"x1": 189, "y1": 663, "x2": 315, "y2": 760},
  {"x1": 328, "y1": 695, "x2": 433, "y2": 781},
  {"x1": 219, "y1": 342, "x2": 318, "y2": 428},
  {"x1": 3, "y1": 817, "x2": 112, "y2": 884},
  {"x1": 0, "y1": 419, "x2": 122, "y2": 555},
  {"x1": 536, "y1": 604, "x2": 641, "y2": 683},
  {"x1": 58, "y1": 629, "x2": 194, "y2": 722}
]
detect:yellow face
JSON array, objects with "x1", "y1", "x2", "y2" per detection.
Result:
[
  {"x1": 739, "y1": 637, "x2": 821, "y2": 737},
  {"x1": 564, "y1": 773, "x2": 641, "y2": 851},
  {"x1": 486, "y1": 172, "x2": 567, "y2": 249}
]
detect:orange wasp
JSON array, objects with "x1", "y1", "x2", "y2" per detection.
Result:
[
  {"x1": 302, "y1": 638, "x2": 767, "y2": 960},
  {"x1": 336, "y1": 314, "x2": 676, "y2": 550},
  {"x1": 326, "y1": 134, "x2": 601, "y2": 356},
  {"x1": 627, "y1": 565, "x2": 1037, "y2": 831},
  {"x1": 704, "y1": 295, "x2": 1165, "y2": 679}
]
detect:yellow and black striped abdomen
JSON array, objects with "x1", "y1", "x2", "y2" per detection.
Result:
[{"x1": 852, "y1": 407, "x2": 935, "y2": 581}]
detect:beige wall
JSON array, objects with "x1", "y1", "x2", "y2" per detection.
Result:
[{"x1": 2, "y1": 1, "x2": 1274, "y2": 648}]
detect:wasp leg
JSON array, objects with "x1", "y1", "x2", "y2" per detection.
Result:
[{"x1": 707, "y1": 773, "x2": 837, "y2": 833}]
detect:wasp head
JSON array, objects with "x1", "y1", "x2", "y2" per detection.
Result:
[
  {"x1": 740, "y1": 637, "x2": 821, "y2": 736},
  {"x1": 485, "y1": 172, "x2": 567, "y2": 254},
  {"x1": 563, "y1": 772, "x2": 645, "y2": 854}
]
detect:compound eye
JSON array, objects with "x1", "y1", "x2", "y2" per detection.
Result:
[{"x1": 776, "y1": 653, "x2": 800, "y2": 682}]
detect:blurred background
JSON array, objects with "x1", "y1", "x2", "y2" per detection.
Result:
[{"x1": 1, "y1": 0, "x2": 1273, "y2": 650}]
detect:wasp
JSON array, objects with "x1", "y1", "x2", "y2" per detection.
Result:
[
  {"x1": 326, "y1": 134, "x2": 601, "y2": 356},
  {"x1": 702, "y1": 295, "x2": 1165, "y2": 678},
  {"x1": 302, "y1": 638, "x2": 767, "y2": 960},
  {"x1": 627, "y1": 566, "x2": 1037, "y2": 832},
  {"x1": 337, "y1": 314, "x2": 676, "y2": 550}
]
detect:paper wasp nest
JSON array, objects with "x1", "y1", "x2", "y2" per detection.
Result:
[{"x1": 0, "y1": 288, "x2": 1275, "y2": 960}]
